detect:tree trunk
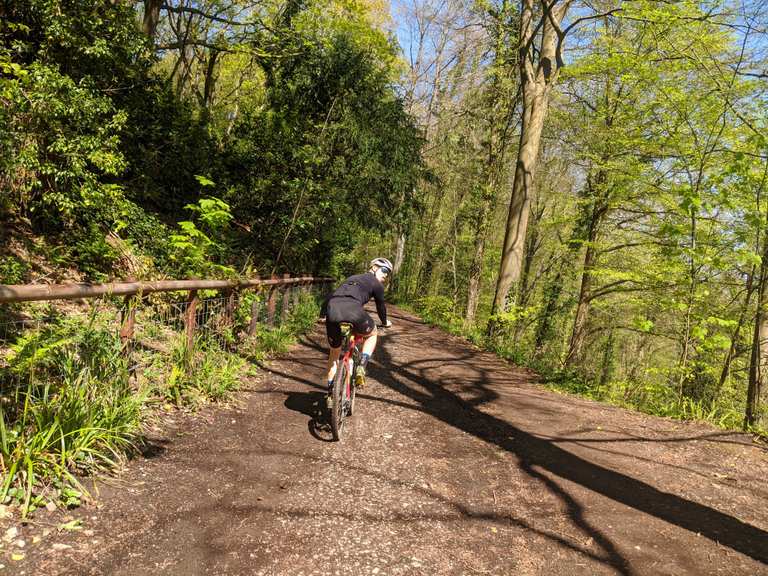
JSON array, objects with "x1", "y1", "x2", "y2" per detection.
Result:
[
  {"x1": 393, "y1": 230, "x2": 406, "y2": 276},
  {"x1": 746, "y1": 253, "x2": 768, "y2": 428},
  {"x1": 465, "y1": 206, "x2": 491, "y2": 327},
  {"x1": 143, "y1": 0, "x2": 163, "y2": 39},
  {"x1": 491, "y1": 0, "x2": 571, "y2": 316},
  {"x1": 491, "y1": 84, "x2": 546, "y2": 313},
  {"x1": 599, "y1": 329, "x2": 616, "y2": 387},
  {"x1": 512, "y1": 199, "x2": 547, "y2": 342},
  {"x1": 202, "y1": 49, "x2": 220, "y2": 111},
  {"x1": 565, "y1": 241, "x2": 596, "y2": 367},
  {"x1": 465, "y1": 0, "x2": 516, "y2": 328},
  {"x1": 389, "y1": 228, "x2": 407, "y2": 296},
  {"x1": 565, "y1": 197, "x2": 606, "y2": 367},
  {"x1": 517, "y1": 207, "x2": 540, "y2": 309},
  {"x1": 718, "y1": 270, "x2": 754, "y2": 393},
  {"x1": 534, "y1": 269, "x2": 564, "y2": 357}
]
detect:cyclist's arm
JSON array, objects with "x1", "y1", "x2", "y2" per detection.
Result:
[{"x1": 373, "y1": 283, "x2": 388, "y2": 326}]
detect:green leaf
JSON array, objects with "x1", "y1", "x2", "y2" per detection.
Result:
[
  {"x1": 195, "y1": 175, "x2": 216, "y2": 187},
  {"x1": 58, "y1": 519, "x2": 83, "y2": 531}
]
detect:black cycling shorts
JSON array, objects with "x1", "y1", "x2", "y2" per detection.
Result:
[{"x1": 325, "y1": 297, "x2": 375, "y2": 348}]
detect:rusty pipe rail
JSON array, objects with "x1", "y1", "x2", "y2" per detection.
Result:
[{"x1": 0, "y1": 276, "x2": 333, "y2": 304}]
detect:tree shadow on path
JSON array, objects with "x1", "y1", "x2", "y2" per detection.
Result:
[{"x1": 373, "y1": 316, "x2": 768, "y2": 574}]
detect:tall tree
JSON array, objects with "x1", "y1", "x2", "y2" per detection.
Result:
[
  {"x1": 465, "y1": 0, "x2": 518, "y2": 327},
  {"x1": 491, "y1": 0, "x2": 575, "y2": 315}
]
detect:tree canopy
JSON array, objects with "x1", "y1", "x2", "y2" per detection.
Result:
[{"x1": 1, "y1": 0, "x2": 422, "y2": 277}]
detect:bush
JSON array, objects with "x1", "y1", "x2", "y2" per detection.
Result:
[
  {"x1": 0, "y1": 289, "x2": 326, "y2": 516},
  {"x1": 416, "y1": 296, "x2": 464, "y2": 334}
]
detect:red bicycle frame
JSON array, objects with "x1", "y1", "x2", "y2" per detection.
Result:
[{"x1": 340, "y1": 332, "x2": 362, "y2": 397}]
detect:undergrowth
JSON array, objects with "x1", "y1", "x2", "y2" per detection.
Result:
[
  {"x1": 238, "y1": 292, "x2": 320, "y2": 362},
  {"x1": 0, "y1": 291, "x2": 321, "y2": 516},
  {"x1": 0, "y1": 311, "x2": 143, "y2": 515},
  {"x1": 406, "y1": 296, "x2": 767, "y2": 440},
  {"x1": 535, "y1": 366, "x2": 759, "y2": 436}
]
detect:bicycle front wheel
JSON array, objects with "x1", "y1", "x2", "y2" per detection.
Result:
[{"x1": 330, "y1": 359, "x2": 347, "y2": 441}]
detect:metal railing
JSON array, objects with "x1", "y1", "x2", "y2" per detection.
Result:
[
  {"x1": 0, "y1": 274, "x2": 334, "y2": 369},
  {"x1": 0, "y1": 276, "x2": 328, "y2": 304}
]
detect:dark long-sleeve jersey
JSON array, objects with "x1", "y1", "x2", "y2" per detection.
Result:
[{"x1": 325, "y1": 272, "x2": 387, "y2": 325}]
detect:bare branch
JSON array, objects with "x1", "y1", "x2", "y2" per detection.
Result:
[
  {"x1": 562, "y1": 9, "x2": 623, "y2": 37},
  {"x1": 162, "y1": 3, "x2": 255, "y2": 28},
  {"x1": 159, "y1": 40, "x2": 235, "y2": 52},
  {"x1": 729, "y1": 69, "x2": 768, "y2": 79}
]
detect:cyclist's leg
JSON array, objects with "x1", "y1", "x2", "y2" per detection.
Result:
[
  {"x1": 351, "y1": 311, "x2": 376, "y2": 385},
  {"x1": 350, "y1": 309, "x2": 377, "y2": 357},
  {"x1": 326, "y1": 346, "x2": 341, "y2": 383},
  {"x1": 325, "y1": 310, "x2": 343, "y2": 386},
  {"x1": 360, "y1": 326, "x2": 377, "y2": 357}
]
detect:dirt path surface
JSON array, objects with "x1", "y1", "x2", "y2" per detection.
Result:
[{"x1": 4, "y1": 307, "x2": 768, "y2": 575}]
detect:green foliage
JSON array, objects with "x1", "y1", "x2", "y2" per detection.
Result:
[
  {"x1": 0, "y1": 312, "x2": 143, "y2": 515},
  {"x1": 2, "y1": 0, "x2": 421, "y2": 280},
  {"x1": 416, "y1": 296, "x2": 458, "y2": 327},
  {"x1": 541, "y1": 369, "x2": 762, "y2": 437},
  {"x1": 0, "y1": 57, "x2": 128, "y2": 221},
  {"x1": 238, "y1": 292, "x2": 321, "y2": 361},
  {"x1": 285, "y1": 292, "x2": 323, "y2": 334},
  {"x1": 151, "y1": 335, "x2": 244, "y2": 407},
  {"x1": 71, "y1": 223, "x2": 120, "y2": 282},
  {"x1": 223, "y1": 3, "x2": 422, "y2": 273},
  {"x1": 240, "y1": 327, "x2": 295, "y2": 362},
  {"x1": 0, "y1": 0, "x2": 144, "y2": 226},
  {"x1": 112, "y1": 200, "x2": 175, "y2": 274},
  {"x1": 0, "y1": 255, "x2": 28, "y2": 284},
  {"x1": 168, "y1": 196, "x2": 236, "y2": 278},
  {"x1": 0, "y1": 288, "x2": 323, "y2": 515},
  {"x1": 396, "y1": 0, "x2": 768, "y2": 434},
  {"x1": 410, "y1": 296, "x2": 470, "y2": 337}
]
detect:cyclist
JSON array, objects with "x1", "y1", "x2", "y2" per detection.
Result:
[{"x1": 322, "y1": 257, "x2": 393, "y2": 396}]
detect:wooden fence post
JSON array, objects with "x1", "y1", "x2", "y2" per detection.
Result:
[
  {"x1": 119, "y1": 295, "x2": 137, "y2": 376},
  {"x1": 119, "y1": 296, "x2": 137, "y2": 349},
  {"x1": 185, "y1": 290, "x2": 198, "y2": 364},
  {"x1": 223, "y1": 288, "x2": 237, "y2": 326},
  {"x1": 281, "y1": 273, "x2": 291, "y2": 323},
  {"x1": 248, "y1": 297, "x2": 261, "y2": 336},
  {"x1": 266, "y1": 279, "x2": 278, "y2": 326},
  {"x1": 247, "y1": 279, "x2": 261, "y2": 336},
  {"x1": 292, "y1": 280, "x2": 302, "y2": 307}
]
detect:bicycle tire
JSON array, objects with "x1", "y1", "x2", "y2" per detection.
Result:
[
  {"x1": 348, "y1": 350, "x2": 358, "y2": 417},
  {"x1": 330, "y1": 358, "x2": 347, "y2": 441},
  {"x1": 348, "y1": 370, "x2": 356, "y2": 417}
]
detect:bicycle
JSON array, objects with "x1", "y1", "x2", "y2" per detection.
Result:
[{"x1": 328, "y1": 322, "x2": 363, "y2": 441}]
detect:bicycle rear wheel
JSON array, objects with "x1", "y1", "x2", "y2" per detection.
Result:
[
  {"x1": 348, "y1": 353, "x2": 358, "y2": 417},
  {"x1": 330, "y1": 359, "x2": 347, "y2": 441}
]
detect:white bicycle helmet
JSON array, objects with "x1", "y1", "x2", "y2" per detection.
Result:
[{"x1": 370, "y1": 257, "x2": 393, "y2": 275}]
